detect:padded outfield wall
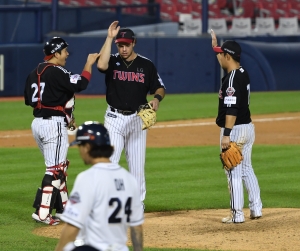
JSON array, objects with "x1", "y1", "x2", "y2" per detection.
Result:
[{"x1": 0, "y1": 36, "x2": 300, "y2": 96}]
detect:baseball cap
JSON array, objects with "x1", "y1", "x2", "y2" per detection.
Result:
[
  {"x1": 213, "y1": 40, "x2": 241, "y2": 58},
  {"x1": 115, "y1": 28, "x2": 135, "y2": 44}
]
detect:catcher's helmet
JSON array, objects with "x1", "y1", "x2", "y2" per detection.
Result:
[
  {"x1": 43, "y1": 37, "x2": 69, "y2": 61},
  {"x1": 70, "y1": 121, "x2": 111, "y2": 147}
]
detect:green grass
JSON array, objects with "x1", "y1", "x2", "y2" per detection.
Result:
[
  {"x1": 0, "y1": 91, "x2": 299, "y2": 130},
  {"x1": 1, "y1": 145, "x2": 300, "y2": 251},
  {"x1": 0, "y1": 91, "x2": 299, "y2": 251}
]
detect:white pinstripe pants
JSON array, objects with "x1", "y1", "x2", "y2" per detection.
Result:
[
  {"x1": 104, "y1": 106, "x2": 147, "y2": 202},
  {"x1": 31, "y1": 117, "x2": 68, "y2": 175},
  {"x1": 220, "y1": 123, "x2": 262, "y2": 221}
]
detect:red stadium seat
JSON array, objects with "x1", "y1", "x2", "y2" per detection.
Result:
[
  {"x1": 59, "y1": 0, "x2": 72, "y2": 6},
  {"x1": 276, "y1": 0, "x2": 292, "y2": 17},
  {"x1": 160, "y1": 3, "x2": 178, "y2": 21},
  {"x1": 70, "y1": 0, "x2": 87, "y2": 6},
  {"x1": 118, "y1": 0, "x2": 134, "y2": 13},
  {"x1": 209, "y1": 3, "x2": 233, "y2": 21},
  {"x1": 290, "y1": 0, "x2": 300, "y2": 18},
  {"x1": 233, "y1": 0, "x2": 258, "y2": 19},
  {"x1": 257, "y1": 0, "x2": 289, "y2": 20},
  {"x1": 176, "y1": 2, "x2": 192, "y2": 15},
  {"x1": 191, "y1": 1, "x2": 202, "y2": 19},
  {"x1": 85, "y1": 0, "x2": 102, "y2": 5}
]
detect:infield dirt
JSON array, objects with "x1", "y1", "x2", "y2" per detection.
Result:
[{"x1": 2, "y1": 112, "x2": 300, "y2": 251}]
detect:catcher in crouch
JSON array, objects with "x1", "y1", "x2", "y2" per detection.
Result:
[{"x1": 211, "y1": 30, "x2": 262, "y2": 224}]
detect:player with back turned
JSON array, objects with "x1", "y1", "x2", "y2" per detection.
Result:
[
  {"x1": 210, "y1": 30, "x2": 262, "y2": 223},
  {"x1": 97, "y1": 21, "x2": 166, "y2": 208},
  {"x1": 55, "y1": 121, "x2": 144, "y2": 251},
  {"x1": 24, "y1": 37, "x2": 99, "y2": 225}
]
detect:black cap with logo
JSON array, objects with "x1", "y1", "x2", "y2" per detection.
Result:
[
  {"x1": 115, "y1": 28, "x2": 135, "y2": 44},
  {"x1": 213, "y1": 40, "x2": 241, "y2": 60}
]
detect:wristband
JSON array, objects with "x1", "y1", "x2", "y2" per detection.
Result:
[
  {"x1": 154, "y1": 94, "x2": 163, "y2": 102},
  {"x1": 223, "y1": 128, "x2": 232, "y2": 136},
  {"x1": 81, "y1": 71, "x2": 91, "y2": 81}
]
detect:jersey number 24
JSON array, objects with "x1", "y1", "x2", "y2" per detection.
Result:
[{"x1": 108, "y1": 197, "x2": 132, "y2": 223}]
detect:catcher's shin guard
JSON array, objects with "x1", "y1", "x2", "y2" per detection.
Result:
[
  {"x1": 33, "y1": 174, "x2": 60, "y2": 220},
  {"x1": 38, "y1": 185, "x2": 59, "y2": 220},
  {"x1": 33, "y1": 187, "x2": 42, "y2": 209},
  {"x1": 60, "y1": 180, "x2": 68, "y2": 209},
  {"x1": 54, "y1": 179, "x2": 68, "y2": 212}
]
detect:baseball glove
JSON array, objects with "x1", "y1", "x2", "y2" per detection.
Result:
[
  {"x1": 137, "y1": 103, "x2": 157, "y2": 130},
  {"x1": 220, "y1": 142, "x2": 243, "y2": 170}
]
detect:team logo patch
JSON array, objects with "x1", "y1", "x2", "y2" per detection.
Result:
[
  {"x1": 64, "y1": 206, "x2": 79, "y2": 218},
  {"x1": 107, "y1": 112, "x2": 117, "y2": 118},
  {"x1": 224, "y1": 96, "x2": 237, "y2": 104},
  {"x1": 69, "y1": 192, "x2": 81, "y2": 204},
  {"x1": 218, "y1": 89, "x2": 223, "y2": 99},
  {"x1": 116, "y1": 62, "x2": 120, "y2": 66},
  {"x1": 226, "y1": 87, "x2": 235, "y2": 96},
  {"x1": 70, "y1": 74, "x2": 81, "y2": 84}
]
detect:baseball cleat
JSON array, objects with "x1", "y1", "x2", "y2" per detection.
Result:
[
  {"x1": 54, "y1": 212, "x2": 63, "y2": 220},
  {"x1": 32, "y1": 213, "x2": 60, "y2": 225},
  {"x1": 222, "y1": 216, "x2": 244, "y2": 224},
  {"x1": 250, "y1": 214, "x2": 262, "y2": 220}
]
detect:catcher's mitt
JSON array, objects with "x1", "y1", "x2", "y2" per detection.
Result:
[
  {"x1": 220, "y1": 142, "x2": 243, "y2": 170},
  {"x1": 137, "y1": 103, "x2": 157, "y2": 130}
]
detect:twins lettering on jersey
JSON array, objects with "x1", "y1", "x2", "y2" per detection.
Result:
[{"x1": 113, "y1": 70, "x2": 144, "y2": 83}]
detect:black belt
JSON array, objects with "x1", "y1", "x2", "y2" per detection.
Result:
[
  {"x1": 110, "y1": 107, "x2": 135, "y2": 116},
  {"x1": 42, "y1": 117, "x2": 52, "y2": 120}
]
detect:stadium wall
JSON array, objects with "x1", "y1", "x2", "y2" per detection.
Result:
[{"x1": 0, "y1": 37, "x2": 300, "y2": 97}]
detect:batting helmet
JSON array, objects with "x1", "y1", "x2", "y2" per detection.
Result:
[
  {"x1": 43, "y1": 37, "x2": 69, "y2": 61},
  {"x1": 69, "y1": 121, "x2": 111, "y2": 147}
]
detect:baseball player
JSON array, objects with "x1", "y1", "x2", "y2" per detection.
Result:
[
  {"x1": 54, "y1": 121, "x2": 144, "y2": 251},
  {"x1": 97, "y1": 21, "x2": 166, "y2": 206},
  {"x1": 211, "y1": 30, "x2": 263, "y2": 223},
  {"x1": 24, "y1": 37, "x2": 100, "y2": 225}
]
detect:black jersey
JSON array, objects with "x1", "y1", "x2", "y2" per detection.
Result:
[
  {"x1": 216, "y1": 66, "x2": 252, "y2": 127},
  {"x1": 99, "y1": 53, "x2": 165, "y2": 111},
  {"x1": 24, "y1": 62, "x2": 89, "y2": 118}
]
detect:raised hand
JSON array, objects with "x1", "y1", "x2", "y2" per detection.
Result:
[
  {"x1": 108, "y1": 21, "x2": 120, "y2": 39},
  {"x1": 87, "y1": 53, "x2": 101, "y2": 65},
  {"x1": 210, "y1": 29, "x2": 218, "y2": 48}
]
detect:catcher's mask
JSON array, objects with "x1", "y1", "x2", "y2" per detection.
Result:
[
  {"x1": 70, "y1": 121, "x2": 111, "y2": 147},
  {"x1": 43, "y1": 37, "x2": 69, "y2": 61}
]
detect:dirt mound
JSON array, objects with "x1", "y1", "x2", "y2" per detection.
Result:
[
  {"x1": 33, "y1": 208, "x2": 300, "y2": 251},
  {"x1": 3, "y1": 112, "x2": 298, "y2": 250}
]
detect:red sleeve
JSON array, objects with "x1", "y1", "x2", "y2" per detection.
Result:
[{"x1": 81, "y1": 71, "x2": 91, "y2": 81}]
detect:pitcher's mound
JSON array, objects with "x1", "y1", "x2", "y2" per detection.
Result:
[{"x1": 33, "y1": 208, "x2": 300, "y2": 251}]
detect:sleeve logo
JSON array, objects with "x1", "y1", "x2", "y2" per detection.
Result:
[{"x1": 70, "y1": 74, "x2": 81, "y2": 84}]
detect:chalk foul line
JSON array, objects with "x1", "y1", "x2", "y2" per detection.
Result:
[{"x1": 0, "y1": 116, "x2": 299, "y2": 138}]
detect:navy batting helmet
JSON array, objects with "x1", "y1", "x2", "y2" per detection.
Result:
[
  {"x1": 43, "y1": 37, "x2": 69, "y2": 61},
  {"x1": 70, "y1": 121, "x2": 111, "y2": 147}
]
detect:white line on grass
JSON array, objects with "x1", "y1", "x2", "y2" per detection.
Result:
[
  {"x1": 0, "y1": 116, "x2": 299, "y2": 138},
  {"x1": 152, "y1": 116, "x2": 299, "y2": 129}
]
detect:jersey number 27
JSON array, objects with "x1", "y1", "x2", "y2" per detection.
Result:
[
  {"x1": 31, "y1": 82, "x2": 45, "y2": 102},
  {"x1": 108, "y1": 197, "x2": 132, "y2": 223}
]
